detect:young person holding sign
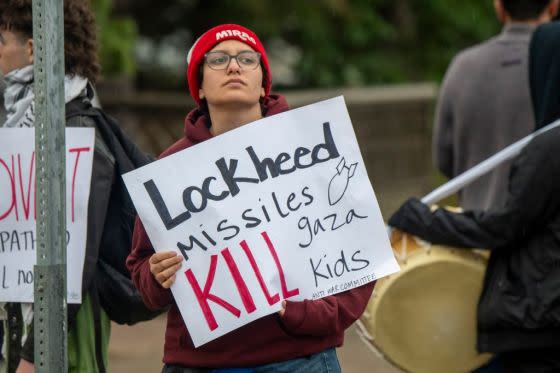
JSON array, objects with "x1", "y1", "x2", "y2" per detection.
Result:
[{"x1": 126, "y1": 24, "x2": 375, "y2": 372}]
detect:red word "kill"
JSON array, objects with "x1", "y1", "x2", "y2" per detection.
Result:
[{"x1": 185, "y1": 231, "x2": 299, "y2": 331}]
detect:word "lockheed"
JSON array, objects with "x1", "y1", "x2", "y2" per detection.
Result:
[{"x1": 145, "y1": 122, "x2": 340, "y2": 231}]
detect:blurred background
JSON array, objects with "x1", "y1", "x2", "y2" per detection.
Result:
[
  {"x1": 0, "y1": 1, "x2": 503, "y2": 371},
  {"x1": 96, "y1": 0, "x2": 498, "y2": 90},
  {"x1": 90, "y1": 0, "x2": 501, "y2": 212}
]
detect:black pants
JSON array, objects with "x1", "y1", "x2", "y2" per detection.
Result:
[
  {"x1": 0, "y1": 323, "x2": 4, "y2": 360},
  {"x1": 501, "y1": 349, "x2": 560, "y2": 373}
]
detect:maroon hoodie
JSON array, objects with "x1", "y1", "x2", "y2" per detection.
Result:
[{"x1": 126, "y1": 94, "x2": 375, "y2": 368}]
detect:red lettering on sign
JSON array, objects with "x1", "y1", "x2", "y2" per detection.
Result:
[
  {"x1": 17, "y1": 152, "x2": 35, "y2": 220},
  {"x1": 68, "y1": 147, "x2": 91, "y2": 222},
  {"x1": 222, "y1": 247, "x2": 256, "y2": 314},
  {"x1": 261, "y1": 231, "x2": 300, "y2": 299},
  {"x1": 0, "y1": 156, "x2": 19, "y2": 221},
  {"x1": 185, "y1": 231, "x2": 298, "y2": 332},
  {"x1": 185, "y1": 255, "x2": 241, "y2": 331},
  {"x1": 239, "y1": 239, "x2": 280, "y2": 305},
  {"x1": 1, "y1": 146, "x2": 91, "y2": 223}
]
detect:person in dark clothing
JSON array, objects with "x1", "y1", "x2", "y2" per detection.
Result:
[
  {"x1": 0, "y1": 1, "x2": 116, "y2": 372},
  {"x1": 389, "y1": 21, "x2": 560, "y2": 373},
  {"x1": 0, "y1": 325, "x2": 3, "y2": 367},
  {"x1": 529, "y1": 20, "x2": 560, "y2": 129}
]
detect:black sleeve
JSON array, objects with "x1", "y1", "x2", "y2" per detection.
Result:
[
  {"x1": 20, "y1": 325, "x2": 33, "y2": 363},
  {"x1": 21, "y1": 115, "x2": 115, "y2": 363},
  {"x1": 389, "y1": 135, "x2": 559, "y2": 249}
]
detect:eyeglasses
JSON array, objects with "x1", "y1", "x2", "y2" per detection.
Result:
[{"x1": 204, "y1": 51, "x2": 262, "y2": 70}]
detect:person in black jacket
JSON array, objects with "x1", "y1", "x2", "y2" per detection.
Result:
[
  {"x1": 389, "y1": 21, "x2": 560, "y2": 373},
  {"x1": 0, "y1": 1, "x2": 114, "y2": 372}
]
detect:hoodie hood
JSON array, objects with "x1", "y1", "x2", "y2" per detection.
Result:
[
  {"x1": 529, "y1": 21, "x2": 560, "y2": 130},
  {"x1": 183, "y1": 93, "x2": 290, "y2": 143}
]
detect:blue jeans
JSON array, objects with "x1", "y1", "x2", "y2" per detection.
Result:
[
  {"x1": 162, "y1": 348, "x2": 342, "y2": 373},
  {"x1": 252, "y1": 348, "x2": 341, "y2": 373}
]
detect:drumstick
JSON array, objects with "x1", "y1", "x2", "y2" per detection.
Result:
[{"x1": 421, "y1": 118, "x2": 560, "y2": 205}]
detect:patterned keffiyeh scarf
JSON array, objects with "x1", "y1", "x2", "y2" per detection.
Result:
[{"x1": 2, "y1": 64, "x2": 89, "y2": 128}]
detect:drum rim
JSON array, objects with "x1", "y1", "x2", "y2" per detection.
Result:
[
  {"x1": 360, "y1": 245, "x2": 491, "y2": 372},
  {"x1": 370, "y1": 245, "x2": 487, "y2": 298}
]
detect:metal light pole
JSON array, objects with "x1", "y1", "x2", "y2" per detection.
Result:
[{"x1": 32, "y1": 0, "x2": 67, "y2": 371}]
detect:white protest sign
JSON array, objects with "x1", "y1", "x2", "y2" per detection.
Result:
[
  {"x1": 0, "y1": 128, "x2": 95, "y2": 303},
  {"x1": 124, "y1": 96, "x2": 399, "y2": 346}
]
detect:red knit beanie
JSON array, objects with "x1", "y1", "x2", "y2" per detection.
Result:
[{"x1": 186, "y1": 24, "x2": 272, "y2": 105}]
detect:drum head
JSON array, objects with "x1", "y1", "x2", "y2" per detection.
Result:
[{"x1": 362, "y1": 246, "x2": 491, "y2": 373}]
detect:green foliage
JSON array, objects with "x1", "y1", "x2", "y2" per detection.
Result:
[
  {"x1": 131, "y1": 0, "x2": 500, "y2": 88},
  {"x1": 92, "y1": 0, "x2": 138, "y2": 77},
  {"x1": 250, "y1": 0, "x2": 499, "y2": 86}
]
